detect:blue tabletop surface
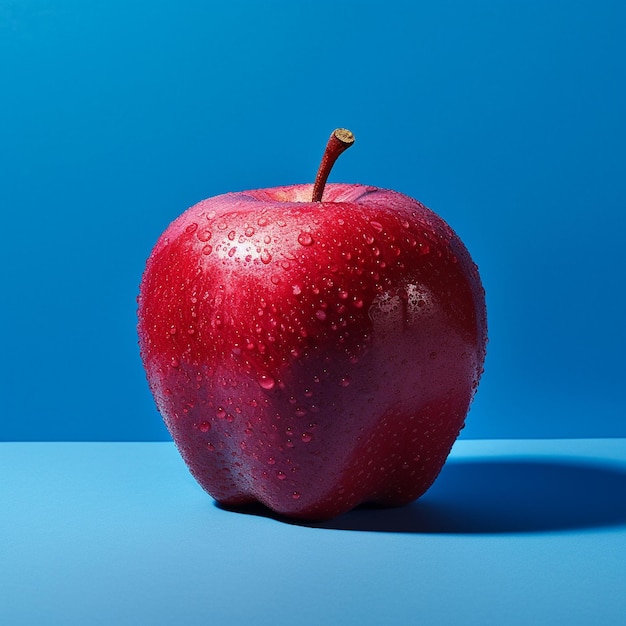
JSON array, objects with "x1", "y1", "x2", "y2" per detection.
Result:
[{"x1": 2, "y1": 439, "x2": 625, "y2": 625}]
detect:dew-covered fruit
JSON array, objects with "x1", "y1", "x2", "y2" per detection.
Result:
[{"x1": 137, "y1": 129, "x2": 487, "y2": 521}]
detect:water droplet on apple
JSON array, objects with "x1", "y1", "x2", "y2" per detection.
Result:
[
  {"x1": 301, "y1": 432, "x2": 312, "y2": 443},
  {"x1": 276, "y1": 470, "x2": 287, "y2": 480},
  {"x1": 216, "y1": 407, "x2": 226, "y2": 419},
  {"x1": 315, "y1": 310, "x2": 327, "y2": 321},
  {"x1": 258, "y1": 374, "x2": 276, "y2": 390},
  {"x1": 292, "y1": 491, "x2": 301, "y2": 500},
  {"x1": 370, "y1": 220, "x2": 383, "y2": 233},
  {"x1": 199, "y1": 421, "x2": 211, "y2": 432},
  {"x1": 228, "y1": 230, "x2": 236, "y2": 241},
  {"x1": 170, "y1": 357, "x2": 180, "y2": 368},
  {"x1": 185, "y1": 222, "x2": 198, "y2": 234},
  {"x1": 257, "y1": 216, "x2": 269, "y2": 227},
  {"x1": 245, "y1": 226, "x2": 255, "y2": 237},
  {"x1": 207, "y1": 442, "x2": 215, "y2": 451},
  {"x1": 202, "y1": 244, "x2": 213, "y2": 255},
  {"x1": 168, "y1": 325, "x2": 177, "y2": 335},
  {"x1": 260, "y1": 250, "x2": 272, "y2": 264},
  {"x1": 197, "y1": 228, "x2": 212, "y2": 242},
  {"x1": 340, "y1": 375, "x2": 351, "y2": 387},
  {"x1": 228, "y1": 247, "x2": 237, "y2": 257},
  {"x1": 297, "y1": 232, "x2": 314, "y2": 246},
  {"x1": 292, "y1": 285, "x2": 302, "y2": 295}
]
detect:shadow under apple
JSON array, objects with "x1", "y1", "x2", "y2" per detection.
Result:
[{"x1": 217, "y1": 457, "x2": 626, "y2": 534}]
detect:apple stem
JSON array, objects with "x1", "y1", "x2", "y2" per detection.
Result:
[{"x1": 312, "y1": 128, "x2": 355, "y2": 202}]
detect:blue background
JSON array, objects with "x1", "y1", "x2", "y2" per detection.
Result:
[{"x1": 1, "y1": 0, "x2": 624, "y2": 441}]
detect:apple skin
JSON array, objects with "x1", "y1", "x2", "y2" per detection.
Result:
[{"x1": 137, "y1": 182, "x2": 487, "y2": 521}]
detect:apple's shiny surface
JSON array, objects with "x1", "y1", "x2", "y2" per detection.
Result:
[{"x1": 138, "y1": 183, "x2": 487, "y2": 519}]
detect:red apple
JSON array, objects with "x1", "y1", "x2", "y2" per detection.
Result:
[{"x1": 137, "y1": 129, "x2": 487, "y2": 521}]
